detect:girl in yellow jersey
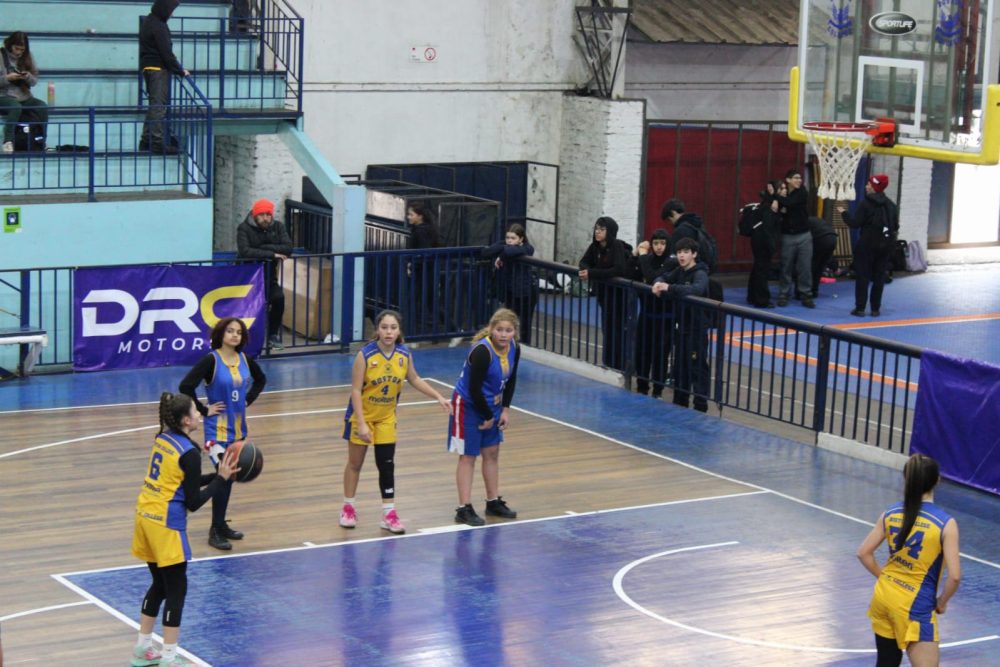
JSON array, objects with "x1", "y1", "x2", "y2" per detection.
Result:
[
  {"x1": 857, "y1": 454, "x2": 961, "y2": 667},
  {"x1": 341, "y1": 310, "x2": 451, "y2": 534},
  {"x1": 128, "y1": 392, "x2": 237, "y2": 667}
]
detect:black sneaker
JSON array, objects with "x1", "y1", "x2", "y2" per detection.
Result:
[
  {"x1": 802, "y1": 298, "x2": 816, "y2": 308},
  {"x1": 850, "y1": 308, "x2": 865, "y2": 317},
  {"x1": 871, "y1": 309, "x2": 881, "y2": 317},
  {"x1": 208, "y1": 525, "x2": 232, "y2": 551},
  {"x1": 216, "y1": 521, "x2": 244, "y2": 540},
  {"x1": 454, "y1": 504, "x2": 485, "y2": 526},
  {"x1": 485, "y1": 497, "x2": 517, "y2": 519}
]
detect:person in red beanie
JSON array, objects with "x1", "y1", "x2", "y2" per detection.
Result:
[
  {"x1": 237, "y1": 198, "x2": 293, "y2": 348},
  {"x1": 837, "y1": 174, "x2": 899, "y2": 317}
]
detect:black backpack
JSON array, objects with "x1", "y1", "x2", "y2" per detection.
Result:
[
  {"x1": 678, "y1": 221, "x2": 719, "y2": 273},
  {"x1": 738, "y1": 203, "x2": 762, "y2": 237}
]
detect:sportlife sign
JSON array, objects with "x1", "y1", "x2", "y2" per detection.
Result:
[
  {"x1": 73, "y1": 264, "x2": 267, "y2": 370},
  {"x1": 869, "y1": 12, "x2": 917, "y2": 36}
]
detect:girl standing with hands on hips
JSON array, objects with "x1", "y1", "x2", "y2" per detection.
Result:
[
  {"x1": 341, "y1": 310, "x2": 451, "y2": 534},
  {"x1": 448, "y1": 308, "x2": 521, "y2": 526},
  {"x1": 857, "y1": 454, "x2": 961, "y2": 667},
  {"x1": 179, "y1": 317, "x2": 266, "y2": 550}
]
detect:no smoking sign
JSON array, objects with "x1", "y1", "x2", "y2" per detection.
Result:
[{"x1": 409, "y1": 45, "x2": 438, "y2": 63}]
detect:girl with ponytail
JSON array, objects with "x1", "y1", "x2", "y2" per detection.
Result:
[
  {"x1": 857, "y1": 454, "x2": 961, "y2": 667},
  {"x1": 129, "y1": 392, "x2": 238, "y2": 666}
]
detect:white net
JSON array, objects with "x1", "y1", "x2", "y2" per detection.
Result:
[{"x1": 804, "y1": 128, "x2": 873, "y2": 200}]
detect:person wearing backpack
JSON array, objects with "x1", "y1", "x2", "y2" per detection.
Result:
[
  {"x1": 809, "y1": 215, "x2": 838, "y2": 298},
  {"x1": 661, "y1": 198, "x2": 724, "y2": 301},
  {"x1": 745, "y1": 181, "x2": 783, "y2": 308},
  {"x1": 837, "y1": 174, "x2": 899, "y2": 317},
  {"x1": 578, "y1": 216, "x2": 631, "y2": 371},
  {"x1": 776, "y1": 170, "x2": 816, "y2": 308}
]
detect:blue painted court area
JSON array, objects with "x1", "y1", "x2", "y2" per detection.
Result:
[{"x1": 59, "y1": 492, "x2": 1000, "y2": 666}]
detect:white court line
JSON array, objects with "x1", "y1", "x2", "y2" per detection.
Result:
[
  {"x1": 0, "y1": 399, "x2": 437, "y2": 460},
  {"x1": 0, "y1": 383, "x2": 353, "y2": 415},
  {"x1": 0, "y1": 600, "x2": 91, "y2": 622},
  {"x1": 423, "y1": 378, "x2": 1000, "y2": 573},
  {"x1": 54, "y1": 491, "x2": 769, "y2": 577},
  {"x1": 612, "y1": 542, "x2": 999, "y2": 653},
  {"x1": 50, "y1": 574, "x2": 210, "y2": 667}
]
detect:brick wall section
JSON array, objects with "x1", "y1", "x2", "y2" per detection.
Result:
[
  {"x1": 213, "y1": 134, "x2": 305, "y2": 252},
  {"x1": 556, "y1": 95, "x2": 644, "y2": 265}
]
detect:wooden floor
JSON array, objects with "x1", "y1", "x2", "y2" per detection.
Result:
[{"x1": 0, "y1": 384, "x2": 751, "y2": 664}]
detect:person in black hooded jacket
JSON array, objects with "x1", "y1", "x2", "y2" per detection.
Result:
[
  {"x1": 139, "y1": 0, "x2": 188, "y2": 153},
  {"x1": 578, "y1": 216, "x2": 630, "y2": 371},
  {"x1": 838, "y1": 173, "x2": 899, "y2": 317},
  {"x1": 482, "y1": 223, "x2": 538, "y2": 345},
  {"x1": 632, "y1": 229, "x2": 673, "y2": 397},
  {"x1": 747, "y1": 180, "x2": 783, "y2": 308},
  {"x1": 652, "y1": 237, "x2": 710, "y2": 412}
]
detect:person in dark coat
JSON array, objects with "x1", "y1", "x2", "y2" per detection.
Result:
[
  {"x1": 237, "y1": 198, "x2": 293, "y2": 349},
  {"x1": 809, "y1": 215, "x2": 839, "y2": 298},
  {"x1": 661, "y1": 198, "x2": 705, "y2": 256},
  {"x1": 579, "y1": 216, "x2": 631, "y2": 371},
  {"x1": 633, "y1": 229, "x2": 673, "y2": 397},
  {"x1": 776, "y1": 169, "x2": 815, "y2": 308},
  {"x1": 838, "y1": 174, "x2": 899, "y2": 317},
  {"x1": 481, "y1": 224, "x2": 538, "y2": 345},
  {"x1": 652, "y1": 237, "x2": 710, "y2": 412},
  {"x1": 138, "y1": 0, "x2": 189, "y2": 153},
  {"x1": 406, "y1": 201, "x2": 441, "y2": 335},
  {"x1": 747, "y1": 180, "x2": 784, "y2": 308}
]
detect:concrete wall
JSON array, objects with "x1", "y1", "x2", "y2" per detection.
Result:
[
  {"x1": 626, "y1": 43, "x2": 796, "y2": 121},
  {"x1": 557, "y1": 95, "x2": 645, "y2": 264}
]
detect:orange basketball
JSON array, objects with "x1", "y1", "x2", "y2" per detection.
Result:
[{"x1": 227, "y1": 439, "x2": 263, "y2": 483}]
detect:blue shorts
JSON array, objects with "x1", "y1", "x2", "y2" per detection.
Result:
[{"x1": 447, "y1": 392, "x2": 502, "y2": 456}]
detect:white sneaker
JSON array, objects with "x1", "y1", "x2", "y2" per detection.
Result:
[{"x1": 2, "y1": 142, "x2": 13, "y2": 153}]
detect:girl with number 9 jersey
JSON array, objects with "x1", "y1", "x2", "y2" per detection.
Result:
[{"x1": 179, "y1": 317, "x2": 266, "y2": 551}]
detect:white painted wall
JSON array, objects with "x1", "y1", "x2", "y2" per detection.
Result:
[{"x1": 292, "y1": 0, "x2": 588, "y2": 176}]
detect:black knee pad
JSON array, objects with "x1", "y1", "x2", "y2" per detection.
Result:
[{"x1": 374, "y1": 443, "x2": 397, "y2": 498}]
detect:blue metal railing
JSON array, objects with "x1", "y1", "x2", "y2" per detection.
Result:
[
  {"x1": 2, "y1": 250, "x2": 921, "y2": 454},
  {"x1": 162, "y1": 1, "x2": 303, "y2": 113},
  {"x1": 2, "y1": 77, "x2": 212, "y2": 198}
]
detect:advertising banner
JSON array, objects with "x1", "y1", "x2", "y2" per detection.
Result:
[{"x1": 73, "y1": 264, "x2": 266, "y2": 371}]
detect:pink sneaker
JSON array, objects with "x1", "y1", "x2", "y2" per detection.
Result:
[
  {"x1": 339, "y1": 504, "x2": 357, "y2": 528},
  {"x1": 380, "y1": 509, "x2": 405, "y2": 534},
  {"x1": 131, "y1": 645, "x2": 162, "y2": 667}
]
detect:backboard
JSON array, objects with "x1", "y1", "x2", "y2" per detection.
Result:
[{"x1": 791, "y1": 0, "x2": 1000, "y2": 164}]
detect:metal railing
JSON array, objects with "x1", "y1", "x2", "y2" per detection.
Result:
[
  {"x1": 163, "y1": 0, "x2": 303, "y2": 113},
  {"x1": 2, "y1": 249, "x2": 921, "y2": 454},
  {"x1": 2, "y1": 77, "x2": 212, "y2": 198}
]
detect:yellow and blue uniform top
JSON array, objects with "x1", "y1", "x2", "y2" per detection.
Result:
[
  {"x1": 204, "y1": 349, "x2": 250, "y2": 444},
  {"x1": 874, "y1": 501, "x2": 952, "y2": 622},
  {"x1": 135, "y1": 430, "x2": 197, "y2": 531},
  {"x1": 345, "y1": 341, "x2": 411, "y2": 425}
]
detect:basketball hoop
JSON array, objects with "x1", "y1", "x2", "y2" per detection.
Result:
[{"x1": 802, "y1": 120, "x2": 895, "y2": 200}]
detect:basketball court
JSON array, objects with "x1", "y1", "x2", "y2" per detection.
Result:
[{"x1": 3, "y1": 336, "x2": 1000, "y2": 665}]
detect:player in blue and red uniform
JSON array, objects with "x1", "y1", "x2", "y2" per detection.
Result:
[
  {"x1": 448, "y1": 308, "x2": 522, "y2": 526},
  {"x1": 128, "y1": 392, "x2": 237, "y2": 667},
  {"x1": 341, "y1": 310, "x2": 451, "y2": 534},
  {"x1": 857, "y1": 454, "x2": 961, "y2": 667},
  {"x1": 179, "y1": 316, "x2": 266, "y2": 550}
]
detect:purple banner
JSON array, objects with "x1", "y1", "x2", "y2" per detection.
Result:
[
  {"x1": 911, "y1": 349, "x2": 1000, "y2": 496},
  {"x1": 73, "y1": 264, "x2": 266, "y2": 371}
]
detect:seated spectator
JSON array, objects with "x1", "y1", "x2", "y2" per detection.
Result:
[
  {"x1": 0, "y1": 32, "x2": 49, "y2": 153},
  {"x1": 237, "y1": 199, "x2": 292, "y2": 350},
  {"x1": 481, "y1": 224, "x2": 538, "y2": 345}
]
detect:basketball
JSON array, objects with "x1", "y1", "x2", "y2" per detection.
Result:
[{"x1": 228, "y1": 440, "x2": 263, "y2": 483}]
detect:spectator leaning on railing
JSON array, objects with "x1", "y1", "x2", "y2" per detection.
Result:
[
  {"x1": 0, "y1": 31, "x2": 49, "y2": 153},
  {"x1": 139, "y1": 0, "x2": 189, "y2": 154},
  {"x1": 237, "y1": 199, "x2": 293, "y2": 350}
]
